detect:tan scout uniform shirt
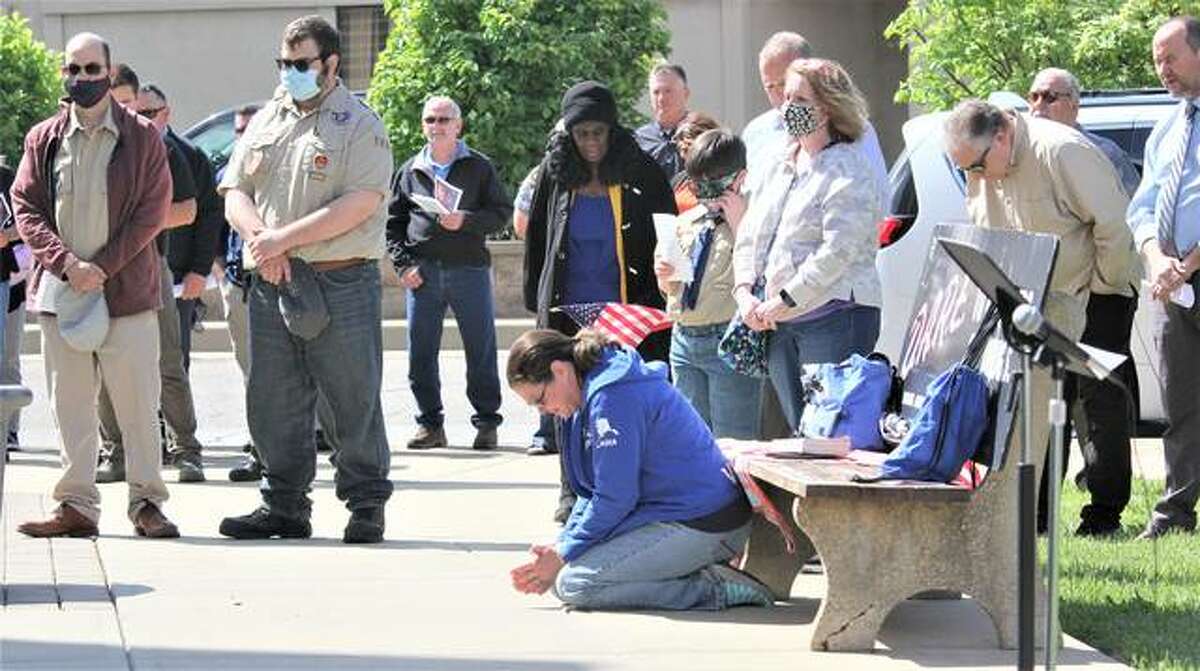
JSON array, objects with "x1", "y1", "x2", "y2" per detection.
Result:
[
  {"x1": 665, "y1": 217, "x2": 738, "y2": 327},
  {"x1": 54, "y1": 103, "x2": 119, "y2": 260},
  {"x1": 964, "y1": 113, "x2": 1136, "y2": 338},
  {"x1": 218, "y1": 82, "x2": 392, "y2": 267}
]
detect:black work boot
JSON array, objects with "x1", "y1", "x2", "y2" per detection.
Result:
[
  {"x1": 219, "y1": 507, "x2": 311, "y2": 540},
  {"x1": 343, "y1": 507, "x2": 385, "y2": 544}
]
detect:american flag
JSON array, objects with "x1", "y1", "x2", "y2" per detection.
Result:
[{"x1": 554, "y1": 302, "x2": 671, "y2": 349}]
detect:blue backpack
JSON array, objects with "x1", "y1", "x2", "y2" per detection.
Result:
[
  {"x1": 798, "y1": 353, "x2": 895, "y2": 451},
  {"x1": 877, "y1": 364, "x2": 990, "y2": 483}
]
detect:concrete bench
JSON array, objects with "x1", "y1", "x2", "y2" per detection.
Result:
[{"x1": 738, "y1": 452, "x2": 1023, "y2": 652}]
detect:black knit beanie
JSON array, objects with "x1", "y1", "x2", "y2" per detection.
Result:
[{"x1": 560, "y1": 81, "x2": 618, "y2": 129}]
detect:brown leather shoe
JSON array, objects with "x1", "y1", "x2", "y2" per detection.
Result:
[
  {"x1": 17, "y1": 505, "x2": 98, "y2": 538},
  {"x1": 133, "y1": 504, "x2": 180, "y2": 539}
]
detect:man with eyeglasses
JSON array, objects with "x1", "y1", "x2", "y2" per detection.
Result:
[
  {"x1": 94, "y1": 67, "x2": 208, "y2": 486},
  {"x1": 217, "y1": 15, "x2": 395, "y2": 543},
  {"x1": 1026, "y1": 67, "x2": 1142, "y2": 537},
  {"x1": 943, "y1": 99, "x2": 1135, "y2": 539},
  {"x1": 10, "y1": 32, "x2": 181, "y2": 538},
  {"x1": 387, "y1": 96, "x2": 510, "y2": 450}
]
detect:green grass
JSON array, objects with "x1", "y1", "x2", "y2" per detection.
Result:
[{"x1": 1057, "y1": 478, "x2": 1200, "y2": 670}]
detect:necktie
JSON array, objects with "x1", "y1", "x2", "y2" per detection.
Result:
[
  {"x1": 681, "y1": 223, "x2": 715, "y2": 310},
  {"x1": 1156, "y1": 103, "x2": 1196, "y2": 258}
]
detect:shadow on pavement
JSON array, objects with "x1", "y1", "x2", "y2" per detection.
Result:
[
  {"x1": 0, "y1": 640, "x2": 594, "y2": 670},
  {"x1": 160, "y1": 536, "x2": 532, "y2": 553}
]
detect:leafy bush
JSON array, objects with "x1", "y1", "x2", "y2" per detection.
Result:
[
  {"x1": 369, "y1": 0, "x2": 671, "y2": 195},
  {"x1": 0, "y1": 12, "x2": 60, "y2": 165},
  {"x1": 885, "y1": 0, "x2": 1198, "y2": 111}
]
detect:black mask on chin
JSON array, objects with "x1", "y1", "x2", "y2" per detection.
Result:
[{"x1": 65, "y1": 77, "x2": 110, "y2": 109}]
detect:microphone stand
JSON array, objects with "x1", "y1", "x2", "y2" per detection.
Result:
[
  {"x1": 1035, "y1": 344, "x2": 1068, "y2": 669},
  {"x1": 999, "y1": 297, "x2": 1037, "y2": 671}
]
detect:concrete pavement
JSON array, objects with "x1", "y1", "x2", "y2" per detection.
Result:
[{"x1": 2, "y1": 352, "x2": 1131, "y2": 669}]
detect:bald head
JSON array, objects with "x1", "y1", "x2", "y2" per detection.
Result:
[
  {"x1": 1154, "y1": 17, "x2": 1200, "y2": 98},
  {"x1": 65, "y1": 32, "x2": 110, "y2": 69}
]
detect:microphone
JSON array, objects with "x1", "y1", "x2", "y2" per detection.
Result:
[{"x1": 1011, "y1": 304, "x2": 1114, "y2": 380}]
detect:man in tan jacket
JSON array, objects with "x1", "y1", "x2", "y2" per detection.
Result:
[{"x1": 943, "y1": 99, "x2": 1137, "y2": 534}]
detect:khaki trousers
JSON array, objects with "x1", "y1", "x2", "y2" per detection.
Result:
[
  {"x1": 220, "y1": 276, "x2": 250, "y2": 379},
  {"x1": 41, "y1": 310, "x2": 167, "y2": 522},
  {"x1": 97, "y1": 257, "x2": 200, "y2": 455}
]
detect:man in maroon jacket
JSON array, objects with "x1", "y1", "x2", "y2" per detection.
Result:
[{"x1": 9, "y1": 32, "x2": 180, "y2": 538}]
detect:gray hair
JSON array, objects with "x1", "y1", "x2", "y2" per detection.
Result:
[
  {"x1": 759, "y1": 31, "x2": 813, "y2": 66},
  {"x1": 649, "y1": 63, "x2": 688, "y2": 86},
  {"x1": 422, "y1": 95, "x2": 461, "y2": 118},
  {"x1": 944, "y1": 99, "x2": 1008, "y2": 151},
  {"x1": 1032, "y1": 67, "x2": 1081, "y2": 101}
]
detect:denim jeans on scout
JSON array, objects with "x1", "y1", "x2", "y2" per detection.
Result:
[{"x1": 246, "y1": 263, "x2": 392, "y2": 519}]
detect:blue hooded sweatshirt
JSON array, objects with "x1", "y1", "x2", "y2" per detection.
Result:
[{"x1": 556, "y1": 346, "x2": 744, "y2": 562}]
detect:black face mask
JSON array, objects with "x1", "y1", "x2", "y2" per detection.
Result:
[{"x1": 64, "y1": 77, "x2": 110, "y2": 109}]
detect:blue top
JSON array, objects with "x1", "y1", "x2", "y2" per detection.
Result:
[
  {"x1": 556, "y1": 347, "x2": 745, "y2": 562},
  {"x1": 418, "y1": 139, "x2": 470, "y2": 180},
  {"x1": 1080, "y1": 128, "x2": 1140, "y2": 197},
  {"x1": 1128, "y1": 99, "x2": 1200, "y2": 255},
  {"x1": 563, "y1": 193, "x2": 621, "y2": 304}
]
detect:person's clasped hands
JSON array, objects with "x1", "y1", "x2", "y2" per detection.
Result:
[
  {"x1": 246, "y1": 226, "x2": 292, "y2": 285},
  {"x1": 510, "y1": 543, "x2": 565, "y2": 596},
  {"x1": 64, "y1": 258, "x2": 107, "y2": 293}
]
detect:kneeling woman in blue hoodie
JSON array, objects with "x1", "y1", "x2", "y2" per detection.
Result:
[{"x1": 507, "y1": 328, "x2": 774, "y2": 610}]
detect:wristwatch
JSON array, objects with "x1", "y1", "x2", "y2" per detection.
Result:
[{"x1": 779, "y1": 289, "x2": 797, "y2": 308}]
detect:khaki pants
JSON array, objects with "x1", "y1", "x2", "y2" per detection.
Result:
[
  {"x1": 97, "y1": 257, "x2": 201, "y2": 455},
  {"x1": 41, "y1": 310, "x2": 167, "y2": 522},
  {"x1": 220, "y1": 276, "x2": 250, "y2": 380}
]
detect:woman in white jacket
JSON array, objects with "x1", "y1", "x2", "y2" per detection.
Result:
[{"x1": 732, "y1": 58, "x2": 883, "y2": 430}]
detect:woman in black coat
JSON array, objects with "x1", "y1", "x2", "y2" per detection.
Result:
[{"x1": 522, "y1": 81, "x2": 677, "y2": 519}]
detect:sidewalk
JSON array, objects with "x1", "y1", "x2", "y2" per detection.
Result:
[{"x1": 2, "y1": 352, "x2": 1130, "y2": 669}]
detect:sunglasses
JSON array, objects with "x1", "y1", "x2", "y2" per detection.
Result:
[
  {"x1": 964, "y1": 143, "x2": 992, "y2": 174},
  {"x1": 1028, "y1": 90, "x2": 1068, "y2": 105},
  {"x1": 274, "y1": 56, "x2": 323, "y2": 72},
  {"x1": 693, "y1": 172, "x2": 739, "y2": 200},
  {"x1": 138, "y1": 107, "x2": 165, "y2": 119},
  {"x1": 63, "y1": 62, "x2": 104, "y2": 76},
  {"x1": 423, "y1": 116, "x2": 456, "y2": 125}
]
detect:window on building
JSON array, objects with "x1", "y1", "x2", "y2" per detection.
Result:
[{"x1": 337, "y1": 5, "x2": 390, "y2": 91}]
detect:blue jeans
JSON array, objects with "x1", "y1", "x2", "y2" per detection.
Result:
[
  {"x1": 670, "y1": 322, "x2": 761, "y2": 439},
  {"x1": 555, "y1": 520, "x2": 751, "y2": 610},
  {"x1": 407, "y1": 260, "x2": 502, "y2": 429},
  {"x1": 768, "y1": 304, "x2": 880, "y2": 431},
  {"x1": 246, "y1": 263, "x2": 392, "y2": 519}
]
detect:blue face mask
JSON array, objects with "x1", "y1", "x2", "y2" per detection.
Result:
[{"x1": 280, "y1": 66, "x2": 321, "y2": 102}]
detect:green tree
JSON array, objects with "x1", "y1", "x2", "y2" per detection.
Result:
[
  {"x1": 369, "y1": 0, "x2": 671, "y2": 193},
  {"x1": 0, "y1": 12, "x2": 60, "y2": 165},
  {"x1": 885, "y1": 0, "x2": 1197, "y2": 111}
]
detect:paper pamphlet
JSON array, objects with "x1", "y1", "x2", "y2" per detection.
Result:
[
  {"x1": 409, "y1": 194, "x2": 451, "y2": 215},
  {"x1": 652, "y1": 213, "x2": 694, "y2": 283},
  {"x1": 1079, "y1": 342, "x2": 1128, "y2": 381},
  {"x1": 409, "y1": 176, "x2": 464, "y2": 215},
  {"x1": 1141, "y1": 279, "x2": 1195, "y2": 308}
]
